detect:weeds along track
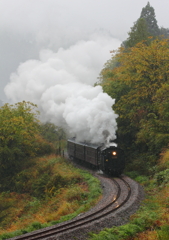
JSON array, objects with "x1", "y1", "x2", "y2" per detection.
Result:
[{"x1": 9, "y1": 173, "x2": 144, "y2": 240}]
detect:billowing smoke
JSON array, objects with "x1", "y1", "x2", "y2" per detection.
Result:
[{"x1": 4, "y1": 35, "x2": 119, "y2": 145}]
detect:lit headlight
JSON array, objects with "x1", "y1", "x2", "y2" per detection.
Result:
[{"x1": 112, "y1": 151, "x2": 117, "y2": 156}]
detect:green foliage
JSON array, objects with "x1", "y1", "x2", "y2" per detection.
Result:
[
  {"x1": 158, "y1": 225, "x2": 169, "y2": 240},
  {"x1": 0, "y1": 101, "x2": 39, "y2": 179},
  {"x1": 31, "y1": 173, "x2": 51, "y2": 198},
  {"x1": 39, "y1": 123, "x2": 66, "y2": 156},
  {"x1": 0, "y1": 221, "x2": 47, "y2": 240},
  {"x1": 154, "y1": 169, "x2": 169, "y2": 186},
  {"x1": 28, "y1": 221, "x2": 43, "y2": 230},
  {"x1": 0, "y1": 101, "x2": 58, "y2": 190},
  {"x1": 0, "y1": 156, "x2": 102, "y2": 239},
  {"x1": 124, "y1": 18, "x2": 150, "y2": 48},
  {"x1": 11, "y1": 157, "x2": 68, "y2": 198},
  {"x1": 122, "y1": 2, "x2": 169, "y2": 49},
  {"x1": 3, "y1": 156, "x2": 101, "y2": 202},
  {"x1": 39, "y1": 123, "x2": 66, "y2": 144},
  {"x1": 160, "y1": 27, "x2": 169, "y2": 39},
  {"x1": 0, "y1": 194, "x2": 14, "y2": 224},
  {"x1": 134, "y1": 175, "x2": 149, "y2": 184},
  {"x1": 140, "y1": 2, "x2": 160, "y2": 36}
]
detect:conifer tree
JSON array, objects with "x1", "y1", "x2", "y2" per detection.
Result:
[
  {"x1": 124, "y1": 18, "x2": 149, "y2": 48},
  {"x1": 140, "y1": 2, "x2": 160, "y2": 36},
  {"x1": 123, "y1": 2, "x2": 160, "y2": 48}
]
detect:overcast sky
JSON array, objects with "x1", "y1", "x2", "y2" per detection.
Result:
[{"x1": 1, "y1": 0, "x2": 169, "y2": 101}]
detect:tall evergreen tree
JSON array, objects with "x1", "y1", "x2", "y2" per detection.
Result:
[
  {"x1": 124, "y1": 18, "x2": 149, "y2": 48},
  {"x1": 122, "y1": 2, "x2": 160, "y2": 48},
  {"x1": 140, "y1": 2, "x2": 160, "y2": 36}
]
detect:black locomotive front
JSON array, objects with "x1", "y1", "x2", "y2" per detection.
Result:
[{"x1": 99, "y1": 146, "x2": 125, "y2": 176}]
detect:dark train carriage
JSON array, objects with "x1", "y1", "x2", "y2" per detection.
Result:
[
  {"x1": 67, "y1": 138, "x2": 100, "y2": 166},
  {"x1": 75, "y1": 143, "x2": 85, "y2": 160},
  {"x1": 67, "y1": 138, "x2": 86, "y2": 161},
  {"x1": 67, "y1": 140, "x2": 75, "y2": 158},
  {"x1": 67, "y1": 138, "x2": 125, "y2": 176},
  {"x1": 85, "y1": 143, "x2": 100, "y2": 166}
]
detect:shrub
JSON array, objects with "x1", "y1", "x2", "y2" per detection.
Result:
[
  {"x1": 154, "y1": 169, "x2": 169, "y2": 186},
  {"x1": 157, "y1": 225, "x2": 169, "y2": 240}
]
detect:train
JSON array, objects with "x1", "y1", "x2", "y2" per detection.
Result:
[{"x1": 67, "y1": 138, "x2": 125, "y2": 176}]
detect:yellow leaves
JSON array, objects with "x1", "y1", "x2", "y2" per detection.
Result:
[
  {"x1": 112, "y1": 39, "x2": 169, "y2": 102},
  {"x1": 158, "y1": 149, "x2": 169, "y2": 169},
  {"x1": 117, "y1": 39, "x2": 169, "y2": 82}
]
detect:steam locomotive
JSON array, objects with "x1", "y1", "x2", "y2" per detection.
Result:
[{"x1": 67, "y1": 138, "x2": 125, "y2": 176}]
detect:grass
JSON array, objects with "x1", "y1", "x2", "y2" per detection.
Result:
[{"x1": 0, "y1": 154, "x2": 102, "y2": 240}]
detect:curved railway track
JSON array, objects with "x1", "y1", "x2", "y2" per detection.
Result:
[{"x1": 8, "y1": 174, "x2": 143, "y2": 240}]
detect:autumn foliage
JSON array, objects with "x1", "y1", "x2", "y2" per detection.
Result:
[
  {"x1": 100, "y1": 38, "x2": 169, "y2": 172},
  {"x1": 0, "y1": 101, "x2": 55, "y2": 190},
  {"x1": 94, "y1": 35, "x2": 169, "y2": 240},
  {"x1": 0, "y1": 155, "x2": 101, "y2": 238}
]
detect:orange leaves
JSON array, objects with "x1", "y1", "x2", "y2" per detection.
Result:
[{"x1": 134, "y1": 230, "x2": 158, "y2": 240}]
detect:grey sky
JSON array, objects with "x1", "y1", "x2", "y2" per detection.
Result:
[{"x1": 0, "y1": 0, "x2": 169, "y2": 101}]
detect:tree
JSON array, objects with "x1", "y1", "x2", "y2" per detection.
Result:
[
  {"x1": 100, "y1": 38, "x2": 169, "y2": 169},
  {"x1": 124, "y1": 18, "x2": 150, "y2": 48},
  {"x1": 160, "y1": 27, "x2": 169, "y2": 39},
  {"x1": 0, "y1": 101, "x2": 40, "y2": 181},
  {"x1": 140, "y1": 2, "x2": 160, "y2": 36},
  {"x1": 123, "y1": 2, "x2": 160, "y2": 48},
  {"x1": 39, "y1": 123, "x2": 65, "y2": 143}
]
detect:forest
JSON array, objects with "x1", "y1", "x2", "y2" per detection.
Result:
[
  {"x1": 92, "y1": 2, "x2": 169, "y2": 239},
  {"x1": 1, "y1": 2, "x2": 169, "y2": 240},
  {"x1": 99, "y1": 2, "x2": 169, "y2": 174}
]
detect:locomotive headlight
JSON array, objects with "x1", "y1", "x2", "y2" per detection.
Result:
[{"x1": 112, "y1": 151, "x2": 117, "y2": 156}]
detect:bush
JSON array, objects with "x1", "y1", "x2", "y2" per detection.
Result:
[
  {"x1": 158, "y1": 225, "x2": 169, "y2": 240},
  {"x1": 0, "y1": 102, "x2": 40, "y2": 180},
  {"x1": 154, "y1": 169, "x2": 169, "y2": 186},
  {"x1": 34, "y1": 135, "x2": 55, "y2": 156}
]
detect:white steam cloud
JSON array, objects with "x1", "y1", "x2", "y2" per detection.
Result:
[{"x1": 4, "y1": 35, "x2": 119, "y2": 144}]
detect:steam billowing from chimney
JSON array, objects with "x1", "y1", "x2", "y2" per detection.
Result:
[{"x1": 4, "y1": 36, "x2": 118, "y2": 145}]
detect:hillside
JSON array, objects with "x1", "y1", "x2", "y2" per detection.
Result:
[{"x1": 0, "y1": 155, "x2": 102, "y2": 239}]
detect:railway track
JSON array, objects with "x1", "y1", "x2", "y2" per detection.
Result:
[{"x1": 9, "y1": 174, "x2": 139, "y2": 240}]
